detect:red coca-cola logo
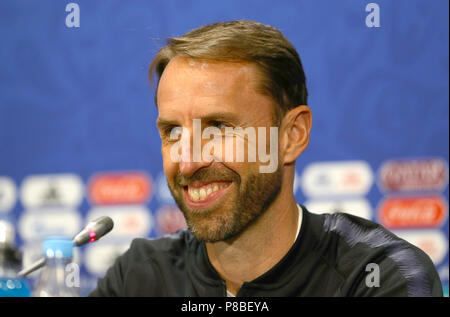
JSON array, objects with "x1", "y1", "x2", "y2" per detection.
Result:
[
  {"x1": 378, "y1": 158, "x2": 448, "y2": 192},
  {"x1": 88, "y1": 172, "x2": 152, "y2": 205},
  {"x1": 378, "y1": 196, "x2": 448, "y2": 229}
]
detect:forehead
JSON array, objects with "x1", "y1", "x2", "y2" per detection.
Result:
[
  {"x1": 158, "y1": 57, "x2": 260, "y2": 94},
  {"x1": 156, "y1": 57, "x2": 274, "y2": 121}
]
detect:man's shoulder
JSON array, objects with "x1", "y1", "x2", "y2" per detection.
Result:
[
  {"x1": 320, "y1": 211, "x2": 425, "y2": 257},
  {"x1": 89, "y1": 228, "x2": 199, "y2": 297},
  {"x1": 126, "y1": 228, "x2": 197, "y2": 260},
  {"x1": 315, "y1": 211, "x2": 442, "y2": 296}
]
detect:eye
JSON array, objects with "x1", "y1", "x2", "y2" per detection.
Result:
[
  {"x1": 159, "y1": 125, "x2": 180, "y2": 138},
  {"x1": 165, "y1": 126, "x2": 176, "y2": 134},
  {"x1": 210, "y1": 121, "x2": 228, "y2": 129}
]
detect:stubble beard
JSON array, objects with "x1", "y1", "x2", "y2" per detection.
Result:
[{"x1": 167, "y1": 164, "x2": 283, "y2": 242}]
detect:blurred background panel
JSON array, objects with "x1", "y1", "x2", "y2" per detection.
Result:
[{"x1": 0, "y1": 0, "x2": 448, "y2": 296}]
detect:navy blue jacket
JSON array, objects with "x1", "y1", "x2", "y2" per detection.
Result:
[{"x1": 89, "y1": 206, "x2": 442, "y2": 297}]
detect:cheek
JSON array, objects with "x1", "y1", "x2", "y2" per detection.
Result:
[
  {"x1": 161, "y1": 146, "x2": 177, "y2": 181},
  {"x1": 223, "y1": 161, "x2": 258, "y2": 185}
]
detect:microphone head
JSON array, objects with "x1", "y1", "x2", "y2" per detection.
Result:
[{"x1": 73, "y1": 216, "x2": 114, "y2": 246}]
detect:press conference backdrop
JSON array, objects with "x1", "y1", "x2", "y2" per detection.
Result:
[{"x1": 0, "y1": 0, "x2": 448, "y2": 296}]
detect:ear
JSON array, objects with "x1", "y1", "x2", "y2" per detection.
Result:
[{"x1": 279, "y1": 105, "x2": 312, "y2": 165}]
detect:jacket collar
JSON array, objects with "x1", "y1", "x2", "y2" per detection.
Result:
[{"x1": 186, "y1": 205, "x2": 324, "y2": 296}]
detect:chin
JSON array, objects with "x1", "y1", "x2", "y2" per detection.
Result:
[{"x1": 186, "y1": 216, "x2": 237, "y2": 242}]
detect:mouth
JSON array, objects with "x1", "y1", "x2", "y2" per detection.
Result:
[{"x1": 183, "y1": 181, "x2": 232, "y2": 209}]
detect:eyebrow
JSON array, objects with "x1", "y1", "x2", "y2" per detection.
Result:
[
  {"x1": 156, "y1": 112, "x2": 241, "y2": 129},
  {"x1": 202, "y1": 112, "x2": 241, "y2": 124},
  {"x1": 156, "y1": 117, "x2": 178, "y2": 130}
]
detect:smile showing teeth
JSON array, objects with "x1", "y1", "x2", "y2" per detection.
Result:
[{"x1": 187, "y1": 182, "x2": 230, "y2": 201}]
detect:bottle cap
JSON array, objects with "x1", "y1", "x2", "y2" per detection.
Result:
[{"x1": 43, "y1": 237, "x2": 74, "y2": 259}]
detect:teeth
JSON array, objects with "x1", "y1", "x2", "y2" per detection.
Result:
[
  {"x1": 199, "y1": 188, "x2": 207, "y2": 199},
  {"x1": 187, "y1": 183, "x2": 229, "y2": 201},
  {"x1": 189, "y1": 189, "x2": 200, "y2": 201}
]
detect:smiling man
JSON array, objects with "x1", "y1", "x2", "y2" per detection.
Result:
[{"x1": 90, "y1": 20, "x2": 442, "y2": 297}]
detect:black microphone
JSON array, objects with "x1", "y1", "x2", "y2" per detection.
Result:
[
  {"x1": 73, "y1": 216, "x2": 114, "y2": 246},
  {"x1": 17, "y1": 216, "x2": 114, "y2": 277}
]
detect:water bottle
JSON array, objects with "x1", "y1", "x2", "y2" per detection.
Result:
[
  {"x1": 0, "y1": 220, "x2": 31, "y2": 297},
  {"x1": 32, "y1": 237, "x2": 80, "y2": 297}
]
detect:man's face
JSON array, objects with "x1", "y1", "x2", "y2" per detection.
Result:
[{"x1": 156, "y1": 57, "x2": 283, "y2": 242}]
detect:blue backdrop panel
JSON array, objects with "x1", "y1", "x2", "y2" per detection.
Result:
[{"x1": 0, "y1": 0, "x2": 448, "y2": 296}]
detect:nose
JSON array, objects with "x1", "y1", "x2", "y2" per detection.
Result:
[
  {"x1": 179, "y1": 160, "x2": 211, "y2": 178},
  {"x1": 177, "y1": 126, "x2": 213, "y2": 178}
]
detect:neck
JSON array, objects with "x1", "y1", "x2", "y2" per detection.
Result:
[{"x1": 205, "y1": 182, "x2": 299, "y2": 295}]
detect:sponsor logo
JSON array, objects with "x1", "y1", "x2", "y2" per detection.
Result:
[
  {"x1": 304, "y1": 199, "x2": 372, "y2": 220},
  {"x1": 300, "y1": 161, "x2": 373, "y2": 197},
  {"x1": 86, "y1": 206, "x2": 153, "y2": 237},
  {"x1": 88, "y1": 172, "x2": 152, "y2": 205},
  {"x1": 84, "y1": 243, "x2": 130, "y2": 276},
  {"x1": 155, "y1": 205, "x2": 187, "y2": 235},
  {"x1": 18, "y1": 209, "x2": 82, "y2": 241},
  {"x1": 393, "y1": 230, "x2": 448, "y2": 265},
  {"x1": 378, "y1": 196, "x2": 448, "y2": 229},
  {"x1": 20, "y1": 174, "x2": 84, "y2": 208},
  {"x1": 0, "y1": 177, "x2": 17, "y2": 213},
  {"x1": 378, "y1": 158, "x2": 449, "y2": 193}
]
